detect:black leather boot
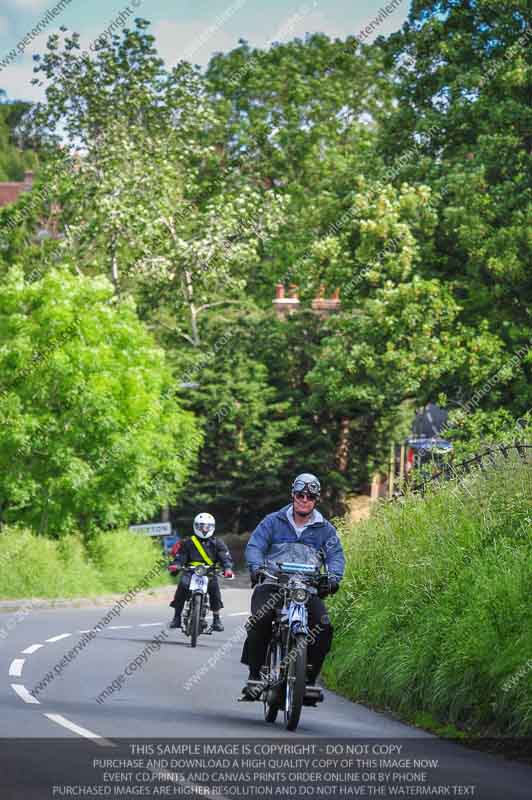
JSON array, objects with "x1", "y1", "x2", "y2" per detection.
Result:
[{"x1": 212, "y1": 613, "x2": 224, "y2": 632}]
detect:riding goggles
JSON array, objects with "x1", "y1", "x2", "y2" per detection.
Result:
[{"x1": 292, "y1": 479, "x2": 320, "y2": 497}]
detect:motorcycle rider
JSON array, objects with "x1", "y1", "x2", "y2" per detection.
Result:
[
  {"x1": 168, "y1": 512, "x2": 234, "y2": 632},
  {"x1": 240, "y1": 473, "x2": 345, "y2": 700}
]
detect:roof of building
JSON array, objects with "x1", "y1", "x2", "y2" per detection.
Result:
[
  {"x1": 0, "y1": 183, "x2": 28, "y2": 207},
  {"x1": 0, "y1": 171, "x2": 34, "y2": 209}
]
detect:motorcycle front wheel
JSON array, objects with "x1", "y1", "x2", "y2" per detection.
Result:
[
  {"x1": 190, "y1": 594, "x2": 202, "y2": 648},
  {"x1": 284, "y1": 633, "x2": 307, "y2": 731}
]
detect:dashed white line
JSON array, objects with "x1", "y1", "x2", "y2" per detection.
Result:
[
  {"x1": 45, "y1": 633, "x2": 71, "y2": 643},
  {"x1": 77, "y1": 629, "x2": 92, "y2": 633},
  {"x1": 108, "y1": 625, "x2": 133, "y2": 630},
  {"x1": 44, "y1": 713, "x2": 115, "y2": 747},
  {"x1": 9, "y1": 659, "x2": 25, "y2": 677},
  {"x1": 138, "y1": 622, "x2": 164, "y2": 627},
  {"x1": 21, "y1": 643, "x2": 44, "y2": 654},
  {"x1": 229, "y1": 612, "x2": 249, "y2": 617},
  {"x1": 11, "y1": 683, "x2": 39, "y2": 704}
]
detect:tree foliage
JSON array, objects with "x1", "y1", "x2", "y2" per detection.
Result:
[
  {"x1": 381, "y1": 0, "x2": 532, "y2": 373},
  {"x1": 0, "y1": 268, "x2": 200, "y2": 535},
  {"x1": 0, "y1": 8, "x2": 529, "y2": 533},
  {"x1": 0, "y1": 96, "x2": 39, "y2": 180}
]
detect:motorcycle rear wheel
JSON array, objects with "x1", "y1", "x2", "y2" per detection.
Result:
[{"x1": 263, "y1": 639, "x2": 283, "y2": 723}]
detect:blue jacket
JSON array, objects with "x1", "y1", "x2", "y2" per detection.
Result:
[{"x1": 245, "y1": 504, "x2": 345, "y2": 580}]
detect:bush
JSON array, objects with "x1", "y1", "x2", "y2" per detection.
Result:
[
  {"x1": 86, "y1": 529, "x2": 169, "y2": 593},
  {"x1": 0, "y1": 527, "x2": 104, "y2": 598},
  {"x1": 0, "y1": 527, "x2": 171, "y2": 598},
  {"x1": 324, "y1": 454, "x2": 532, "y2": 736}
]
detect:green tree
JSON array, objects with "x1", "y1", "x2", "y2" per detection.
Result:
[
  {"x1": 255, "y1": 308, "x2": 358, "y2": 513},
  {"x1": 379, "y1": 0, "x2": 532, "y2": 418},
  {"x1": 0, "y1": 268, "x2": 201, "y2": 535},
  {"x1": 308, "y1": 278, "x2": 506, "y2": 477},
  {"x1": 286, "y1": 179, "x2": 508, "y2": 477},
  {"x1": 25, "y1": 22, "x2": 284, "y2": 347},
  {"x1": 173, "y1": 310, "x2": 298, "y2": 531},
  {"x1": 206, "y1": 34, "x2": 393, "y2": 297},
  {"x1": 0, "y1": 95, "x2": 39, "y2": 181},
  {"x1": 180, "y1": 305, "x2": 372, "y2": 522}
]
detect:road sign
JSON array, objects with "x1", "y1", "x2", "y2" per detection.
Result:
[{"x1": 129, "y1": 522, "x2": 172, "y2": 537}]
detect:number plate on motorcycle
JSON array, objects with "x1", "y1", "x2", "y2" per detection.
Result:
[{"x1": 189, "y1": 575, "x2": 209, "y2": 592}]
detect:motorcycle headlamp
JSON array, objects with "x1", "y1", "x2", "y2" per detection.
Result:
[{"x1": 292, "y1": 588, "x2": 309, "y2": 603}]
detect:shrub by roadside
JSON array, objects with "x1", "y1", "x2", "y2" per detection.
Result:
[
  {"x1": 85, "y1": 529, "x2": 170, "y2": 594},
  {"x1": 324, "y1": 454, "x2": 532, "y2": 737},
  {"x1": 0, "y1": 527, "x2": 171, "y2": 599}
]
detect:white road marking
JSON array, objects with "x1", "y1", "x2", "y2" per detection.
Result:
[
  {"x1": 21, "y1": 644, "x2": 43, "y2": 654},
  {"x1": 9, "y1": 659, "x2": 25, "y2": 677},
  {"x1": 138, "y1": 622, "x2": 164, "y2": 627},
  {"x1": 45, "y1": 633, "x2": 71, "y2": 643},
  {"x1": 77, "y1": 629, "x2": 92, "y2": 633},
  {"x1": 229, "y1": 612, "x2": 249, "y2": 616},
  {"x1": 44, "y1": 713, "x2": 115, "y2": 747},
  {"x1": 11, "y1": 683, "x2": 39, "y2": 704},
  {"x1": 108, "y1": 625, "x2": 132, "y2": 630}
]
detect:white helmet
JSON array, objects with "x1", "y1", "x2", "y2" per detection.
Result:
[{"x1": 193, "y1": 512, "x2": 215, "y2": 539}]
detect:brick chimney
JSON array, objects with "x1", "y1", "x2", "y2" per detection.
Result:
[
  {"x1": 312, "y1": 287, "x2": 341, "y2": 317},
  {"x1": 273, "y1": 283, "x2": 300, "y2": 319}
]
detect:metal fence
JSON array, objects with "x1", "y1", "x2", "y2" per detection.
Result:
[{"x1": 391, "y1": 442, "x2": 532, "y2": 500}]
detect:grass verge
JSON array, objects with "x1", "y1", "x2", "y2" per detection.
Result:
[{"x1": 324, "y1": 454, "x2": 532, "y2": 738}]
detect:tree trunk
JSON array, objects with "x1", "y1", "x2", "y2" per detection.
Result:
[
  {"x1": 39, "y1": 506, "x2": 49, "y2": 536},
  {"x1": 336, "y1": 416, "x2": 351, "y2": 473},
  {"x1": 232, "y1": 503, "x2": 242, "y2": 534},
  {"x1": 183, "y1": 268, "x2": 200, "y2": 347},
  {"x1": 110, "y1": 234, "x2": 120, "y2": 298},
  {"x1": 165, "y1": 218, "x2": 200, "y2": 347}
]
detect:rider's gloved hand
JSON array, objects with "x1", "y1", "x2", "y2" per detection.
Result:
[
  {"x1": 224, "y1": 569, "x2": 234, "y2": 579},
  {"x1": 250, "y1": 569, "x2": 260, "y2": 587},
  {"x1": 318, "y1": 575, "x2": 340, "y2": 597},
  {"x1": 168, "y1": 564, "x2": 178, "y2": 574}
]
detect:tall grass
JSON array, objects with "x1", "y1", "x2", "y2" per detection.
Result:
[
  {"x1": 324, "y1": 455, "x2": 532, "y2": 736},
  {"x1": 0, "y1": 528, "x2": 170, "y2": 599}
]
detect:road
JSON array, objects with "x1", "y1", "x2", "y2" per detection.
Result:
[{"x1": 0, "y1": 587, "x2": 530, "y2": 798}]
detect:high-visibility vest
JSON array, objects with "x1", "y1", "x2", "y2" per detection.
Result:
[{"x1": 189, "y1": 535, "x2": 214, "y2": 566}]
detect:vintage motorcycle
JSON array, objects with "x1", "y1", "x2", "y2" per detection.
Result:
[
  {"x1": 180, "y1": 565, "x2": 220, "y2": 647},
  {"x1": 249, "y1": 561, "x2": 328, "y2": 731}
]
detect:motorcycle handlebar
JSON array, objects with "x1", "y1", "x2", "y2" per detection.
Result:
[
  {"x1": 257, "y1": 565, "x2": 327, "y2": 586},
  {"x1": 173, "y1": 565, "x2": 234, "y2": 578}
]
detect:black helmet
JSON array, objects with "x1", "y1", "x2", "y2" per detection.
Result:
[{"x1": 291, "y1": 473, "x2": 321, "y2": 499}]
